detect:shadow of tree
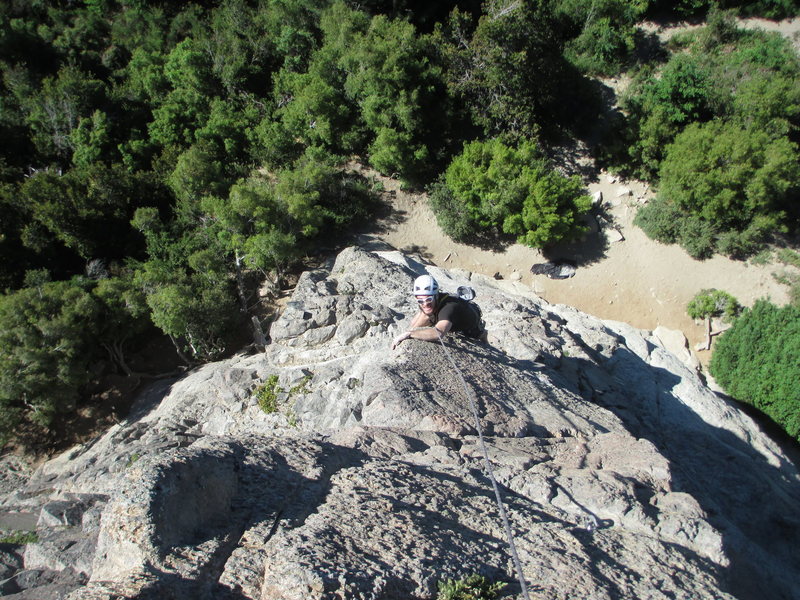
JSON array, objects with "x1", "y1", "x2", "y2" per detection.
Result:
[{"x1": 539, "y1": 211, "x2": 611, "y2": 269}]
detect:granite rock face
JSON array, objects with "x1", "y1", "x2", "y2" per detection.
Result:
[{"x1": 1, "y1": 246, "x2": 799, "y2": 600}]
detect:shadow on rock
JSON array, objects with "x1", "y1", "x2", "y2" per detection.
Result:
[{"x1": 560, "y1": 338, "x2": 800, "y2": 600}]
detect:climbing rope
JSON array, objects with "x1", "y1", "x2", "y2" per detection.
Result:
[{"x1": 434, "y1": 331, "x2": 533, "y2": 600}]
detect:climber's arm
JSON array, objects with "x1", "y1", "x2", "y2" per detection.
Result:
[
  {"x1": 409, "y1": 319, "x2": 453, "y2": 342},
  {"x1": 392, "y1": 318, "x2": 452, "y2": 348}
]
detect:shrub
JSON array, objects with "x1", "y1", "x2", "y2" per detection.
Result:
[
  {"x1": 715, "y1": 224, "x2": 768, "y2": 260},
  {"x1": 677, "y1": 215, "x2": 716, "y2": 260},
  {"x1": 437, "y1": 574, "x2": 506, "y2": 600},
  {"x1": 435, "y1": 138, "x2": 591, "y2": 248},
  {"x1": 256, "y1": 375, "x2": 281, "y2": 414},
  {"x1": 633, "y1": 196, "x2": 684, "y2": 244},
  {"x1": 659, "y1": 121, "x2": 798, "y2": 233},
  {"x1": 0, "y1": 280, "x2": 102, "y2": 441},
  {"x1": 710, "y1": 300, "x2": 800, "y2": 442},
  {"x1": 0, "y1": 531, "x2": 39, "y2": 545},
  {"x1": 776, "y1": 248, "x2": 800, "y2": 269},
  {"x1": 428, "y1": 177, "x2": 478, "y2": 242}
]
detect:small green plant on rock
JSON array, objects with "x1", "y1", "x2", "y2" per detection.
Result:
[
  {"x1": 0, "y1": 531, "x2": 38, "y2": 545},
  {"x1": 288, "y1": 375, "x2": 312, "y2": 397},
  {"x1": 255, "y1": 375, "x2": 281, "y2": 413},
  {"x1": 437, "y1": 574, "x2": 506, "y2": 600}
]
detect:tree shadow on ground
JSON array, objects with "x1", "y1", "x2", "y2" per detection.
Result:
[{"x1": 538, "y1": 210, "x2": 611, "y2": 269}]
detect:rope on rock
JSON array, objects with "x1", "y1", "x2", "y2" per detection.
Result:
[{"x1": 435, "y1": 332, "x2": 532, "y2": 600}]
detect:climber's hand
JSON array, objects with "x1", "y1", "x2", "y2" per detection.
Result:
[{"x1": 391, "y1": 331, "x2": 411, "y2": 349}]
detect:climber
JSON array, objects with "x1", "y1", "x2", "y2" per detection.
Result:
[{"x1": 391, "y1": 274, "x2": 485, "y2": 349}]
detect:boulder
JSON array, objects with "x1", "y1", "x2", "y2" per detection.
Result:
[{"x1": 0, "y1": 246, "x2": 795, "y2": 600}]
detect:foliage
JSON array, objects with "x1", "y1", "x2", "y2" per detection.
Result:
[
  {"x1": 437, "y1": 573, "x2": 506, "y2": 600},
  {"x1": 623, "y1": 53, "x2": 716, "y2": 177},
  {"x1": 256, "y1": 375, "x2": 281, "y2": 414},
  {"x1": 661, "y1": 121, "x2": 798, "y2": 231},
  {"x1": 18, "y1": 164, "x2": 161, "y2": 261},
  {"x1": 428, "y1": 176, "x2": 476, "y2": 242},
  {"x1": 556, "y1": 0, "x2": 648, "y2": 76},
  {"x1": 623, "y1": 19, "x2": 800, "y2": 180},
  {"x1": 710, "y1": 300, "x2": 800, "y2": 442},
  {"x1": 434, "y1": 0, "x2": 590, "y2": 139},
  {"x1": 629, "y1": 26, "x2": 800, "y2": 260},
  {"x1": 264, "y1": 2, "x2": 451, "y2": 184},
  {"x1": 131, "y1": 207, "x2": 240, "y2": 361},
  {"x1": 435, "y1": 138, "x2": 591, "y2": 247},
  {"x1": 774, "y1": 249, "x2": 800, "y2": 308},
  {"x1": 0, "y1": 280, "x2": 101, "y2": 441},
  {"x1": 675, "y1": 215, "x2": 716, "y2": 260},
  {"x1": 686, "y1": 289, "x2": 741, "y2": 321},
  {"x1": 633, "y1": 195, "x2": 683, "y2": 245},
  {"x1": 0, "y1": 531, "x2": 39, "y2": 545},
  {"x1": 776, "y1": 248, "x2": 800, "y2": 270},
  {"x1": 640, "y1": 119, "x2": 800, "y2": 259},
  {"x1": 648, "y1": 0, "x2": 800, "y2": 19}
]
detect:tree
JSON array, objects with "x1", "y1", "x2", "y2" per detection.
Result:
[
  {"x1": 92, "y1": 272, "x2": 152, "y2": 376},
  {"x1": 0, "y1": 279, "x2": 102, "y2": 444},
  {"x1": 556, "y1": 0, "x2": 648, "y2": 76},
  {"x1": 23, "y1": 65, "x2": 107, "y2": 160},
  {"x1": 710, "y1": 300, "x2": 800, "y2": 442},
  {"x1": 659, "y1": 120, "x2": 799, "y2": 232},
  {"x1": 167, "y1": 141, "x2": 227, "y2": 205},
  {"x1": 435, "y1": 138, "x2": 591, "y2": 247},
  {"x1": 686, "y1": 288, "x2": 741, "y2": 350},
  {"x1": 435, "y1": 0, "x2": 585, "y2": 140},
  {"x1": 131, "y1": 207, "x2": 240, "y2": 362},
  {"x1": 71, "y1": 109, "x2": 113, "y2": 167},
  {"x1": 623, "y1": 53, "x2": 715, "y2": 177},
  {"x1": 19, "y1": 164, "x2": 159, "y2": 262},
  {"x1": 148, "y1": 38, "x2": 219, "y2": 150}
]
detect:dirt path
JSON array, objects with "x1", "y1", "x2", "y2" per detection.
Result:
[{"x1": 359, "y1": 167, "x2": 792, "y2": 368}]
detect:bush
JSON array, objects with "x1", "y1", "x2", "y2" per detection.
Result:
[
  {"x1": 435, "y1": 138, "x2": 591, "y2": 248},
  {"x1": 427, "y1": 177, "x2": 477, "y2": 242},
  {"x1": 659, "y1": 121, "x2": 798, "y2": 233},
  {"x1": 633, "y1": 196, "x2": 684, "y2": 244},
  {"x1": 558, "y1": 0, "x2": 648, "y2": 77},
  {"x1": 710, "y1": 300, "x2": 800, "y2": 442},
  {"x1": 677, "y1": 215, "x2": 717, "y2": 260},
  {"x1": 715, "y1": 221, "x2": 769, "y2": 259},
  {"x1": 0, "y1": 280, "x2": 102, "y2": 442},
  {"x1": 256, "y1": 375, "x2": 281, "y2": 414},
  {"x1": 437, "y1": 574, "x2": 506, "y2": 600}
]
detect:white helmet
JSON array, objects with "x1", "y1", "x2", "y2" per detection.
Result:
[{"x1": 413, "y1": 274, "x2": 439, "y2": 296}]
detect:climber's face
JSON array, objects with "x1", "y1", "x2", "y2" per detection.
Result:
[{"x1": 416, "y1": 295, "x2": 435, "y2": 316}]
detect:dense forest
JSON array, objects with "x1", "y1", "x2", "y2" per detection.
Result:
[{"x1": 1, "y1": 0, "x2": 799, "y2": 450}]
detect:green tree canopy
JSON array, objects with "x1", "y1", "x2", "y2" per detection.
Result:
[
  {"x1": 556, "y1": 0, "x2": 648, "y2": 76},
  {"x1": 432, "y1": 138, "x2": 591, "y2": 247},
  {"x1": 659, "y1": 120, "x2": 799, "y2": 232},
  {"x1": 687, "y1": 288, "x2": 741, "y2": 321},
  {"x1": 435, "y1": 0, "x2": 591, "y2": 140},
  {"x1": 0, "y1": 279, "x2": 101, "y2": 443},
  {"x1": 710, "y1": 300, "x2": 800, "y2": 442}
]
